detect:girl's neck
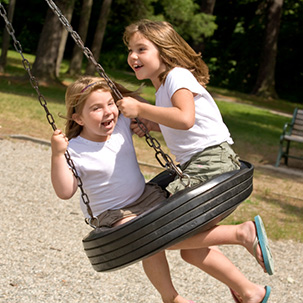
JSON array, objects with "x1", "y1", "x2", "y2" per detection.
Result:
[{"x1": 152, "y1": 79, "x2": 162, "y2": 91}]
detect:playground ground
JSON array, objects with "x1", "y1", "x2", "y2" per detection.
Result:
[{"x1": 1, "y1": 138, "x2": 303, "y2": 303}]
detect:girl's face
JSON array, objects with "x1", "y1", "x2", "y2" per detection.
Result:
[
  {"x1": 127, "y1": 32, "x2": 166, "y2": 90},
  {"x1": 74, "y1": 89, "x2": 119, "y2": 142}
]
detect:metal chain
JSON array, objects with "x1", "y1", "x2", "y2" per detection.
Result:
[
  {"x1": 0, "y1": 2, "x2": 97, "y2": 224},
  {"x1": 45, "y1": 0, "x2": 123, "y2": 100},
  {"x1": 0, "y1": 1, "x2": 191, "y2": 226},
  {"x1": 44, "y1": 0, "x2": 190, "y2": 186}
]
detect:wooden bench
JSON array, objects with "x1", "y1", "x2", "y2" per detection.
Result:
[{"x1": 275, "y1": 108, "x2": 303, "y2": 167}]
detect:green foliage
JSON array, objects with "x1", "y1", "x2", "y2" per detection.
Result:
[
  {"x1": 162, "y1": 0, "x2": 198, "y2": 20},
  {"x1": 204, "y1": 0, "x2": 303, "y2": 103},
  {"x1": 183, "y1": 13, "x2": 217, "y2": 42},
  {"x1": 1, "y1": 0, "x2": 47, "y2": 53},
  {"x1": 1, "y1": 0, "x2": 302, "y2": 102},
  {"x1": 157, "y1": 0, "x2": 217, "y2": 42},
  {"x1": 204, "y1": 1, "x2": 264, "y2": 93}
]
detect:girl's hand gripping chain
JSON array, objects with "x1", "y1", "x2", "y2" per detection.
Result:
[
  {"x1": 51, "y1": 129, "x2": 69, "y2": 156},
  {"x1": 117, "y1": 96, "x2": 141, "y2": 119}
]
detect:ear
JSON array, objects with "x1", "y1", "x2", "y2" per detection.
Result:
[{"x1": 72, "y1": 113, "x2": 84, "y2": 126}]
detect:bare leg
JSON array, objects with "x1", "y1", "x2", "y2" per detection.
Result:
[
  {"x1": 142, "y1": 251, "x2": 191, "y2": 303},
  {"x1": 114, "y1": 217, "x2": 191, "y2": 303},
  {"x1": 180, "y1": 247, "x2": 267, "y2": 303},
  {"x1": 112, "y1": 215, "x2": 137, "y2": 226},
  {"x1": 169, "y1": 221, "x2": 266, "y2": 272}
]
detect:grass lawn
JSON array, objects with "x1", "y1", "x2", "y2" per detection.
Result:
[{"x1": 1, "y1": 50, "x2": 303, "y2": 242}]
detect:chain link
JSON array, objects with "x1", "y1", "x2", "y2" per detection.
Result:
[
  {"x1": 0, "y1": 1, "x2": 191, "y2": 225},
  {"x1": 44, "y1": 0, "x2": 124, "y2": 101},
  {"x1": 0, "y1": 2, "x2": 97, "y2": 223},
  {"x1": 44, "y1": 0, "x2": 190, "y2": 182}
]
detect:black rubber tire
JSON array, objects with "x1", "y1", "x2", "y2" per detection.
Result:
[{"x1": 82, "y1": 160, "x2": 254, "y2": 272}]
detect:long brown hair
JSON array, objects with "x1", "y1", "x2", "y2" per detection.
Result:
[
  {"x1": 123, "y1": 19, "x2": 209, "y2": 87},
  {"x1": 63, "y1": 76, "x2": 139, "y2": 140}
]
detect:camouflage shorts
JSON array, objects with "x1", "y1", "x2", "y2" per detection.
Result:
[{"x1": 166, "y1": 142, "x2": 241, "y2": 194}]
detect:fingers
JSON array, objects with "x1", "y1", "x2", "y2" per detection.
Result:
[
  {"x1": 116, "y1": 97, "x2": 139, "y2": 118},
  {"x1": 53, "y1": 129, "x2": 62, "y2": 135},
  {"x1": 117, "y1": 99, "x2": 128, "y2": 116},
  {"x1": 53, "y1": 129, "x2": 68, "y2": 140},
  {"x1": 116, "y1": 99, "x2": 124, "y2": 111},
  {"x1": 130, "y1": 120, "x2": 145, "y2": 137},
  {"x1": 51, "y1": 129, "x2": 69, "y2": 154}
]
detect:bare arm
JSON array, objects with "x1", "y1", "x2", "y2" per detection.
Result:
[
  {"x1": 51, "y1": 130, "x2": 78, "y2": 199},
  {"x1": 117, "y1": 88, "x2": 195, "y2": 130}
]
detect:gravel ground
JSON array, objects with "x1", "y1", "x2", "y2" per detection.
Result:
[{"x1": 1, "y1": 138, "x2": 302, "y2": 303}]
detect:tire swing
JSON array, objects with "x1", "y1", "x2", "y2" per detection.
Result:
[
  {"x1": 83, "y1": 162, "x2": 253, "y2": 272},
  {"x1": 1, "y1": 1, "x2": 254, "y2": 273}
]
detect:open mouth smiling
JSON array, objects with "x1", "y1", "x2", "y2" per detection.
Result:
[
  {"x1": 134, "y1": 64, "x2": 143, "y2": 70},
  {"x1": 102, "y1": 119, "x2": 114, "y2": 127}
]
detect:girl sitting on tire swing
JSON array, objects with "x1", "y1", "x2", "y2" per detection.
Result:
[{"x1": 51, "y1": 76, "x2": 273, "y2": 303}]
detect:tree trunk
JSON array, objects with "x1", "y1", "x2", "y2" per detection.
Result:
[
  {"x1": 67, "y1": 0, "x2": 93, "y2": 76},
  {"x1": 55, "y1": 0, "x2": 75, "y2": 77},
  {"x1": 193, "y1": 0, "x2": 216, "y2": 53},
  {"x1": 32, "y1": 0, "x2": 69, "y2": 83},
  {"x1": 252, "y1": 0, "x2": 283, "y2": 99},
  {"x1": 201, "y1": 0, "x2": 216, "y2": 14},
  {"x1": 0, "y1": 0, "x2": 16, "y2": 73},
  {"x1": 85, "y1": 0, "x2": 112, "y2": 76}
]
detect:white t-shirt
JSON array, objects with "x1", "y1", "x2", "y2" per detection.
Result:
[
  {"x1": 155, "y1": 67, "x2": 233, "y2": 164},
  {"x1": 68, "y1": 114, "x2": 145, "y2": 218}
]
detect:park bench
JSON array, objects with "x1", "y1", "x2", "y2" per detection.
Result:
[{"x1": 275, "y1": 108, "x2": 303, "y2": 167}]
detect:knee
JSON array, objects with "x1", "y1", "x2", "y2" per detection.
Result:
[
  {"x1": 143, "y1": 251, "x2": 162, "y2": 264},
  {"x1": 180, "y1": 248, "x2": 210, "y2": 265},
  {"x1": 180, "y1": 249, "x2": 194, "y2": 264}
]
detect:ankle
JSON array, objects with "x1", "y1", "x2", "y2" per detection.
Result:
[
  {"x1": 241, "y1": 285, "x2": 266, "y2": 303},
  {"x1": 236, "y1": 221, "x2": 255, "y2": 247},
  {"x1": 162, "y1": 294, "x2": 189, "y2": 303},
  {"x1": 162, "y1": 294, "x2": 177, "y2": 303}
]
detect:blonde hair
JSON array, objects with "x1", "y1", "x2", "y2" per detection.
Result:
[
  {"x1": 123, "y1": 19, "x2": 209, "y2": 87},
  {"x1": 64, "y1": 76, "x2": 138, "y2": 140}
]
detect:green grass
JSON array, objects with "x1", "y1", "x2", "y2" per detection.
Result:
[
  {"x1": 1, "y1": 49, "x2": 303, "y2": 242},
  {"x1": 219, "y1": 101, "x2": 283, "y2": 144},
  {"x1": 209, "y1": 85, "x2": 300, "y2": 113}
]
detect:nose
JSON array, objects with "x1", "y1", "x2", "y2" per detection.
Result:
[
  {"x1": 128, "y1": 51, "x2": 138, "y2": 60},
  {"x1": 103, "y1": 105, "x2": 112, "y2": 116}
]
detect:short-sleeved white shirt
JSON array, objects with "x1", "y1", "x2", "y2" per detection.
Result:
[
  {"x1": 155, "y1": 67, "x2": 233, "y2": 164},
  {"x1": 68, "y1": 114, "x2": 145, "y2": 218}
]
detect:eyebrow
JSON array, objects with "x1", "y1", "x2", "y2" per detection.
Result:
[
  {"x1": 88, "y1": 97, "x2": 114, "y2": 109},
  {"x1": 129, "y1": 40, "x2": 149, "y2": 48}
]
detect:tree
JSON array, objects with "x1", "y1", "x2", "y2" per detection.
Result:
[
  {"x1": 67, "y1": 0, "x2": 93, "y2": 76},
  {"x1": 200, "y1": 0, "x2": 216, "y2": 14},
  {"x1": 55, "y1": 0, "x2": 75, "y2": 77},
  {"x1": 0, "y1": 0, "x2": 16, "y2": 73},
  {"x1": 252, "y1": 0, "x2": 284, "y2": 99},
  {"x1": 160, "y1": 0, "x2": 217, "y2": 43},
  {"x1": 32, "y1": 0, "x2": 70, "y2": 83},
  {"x1": 85, "y1": 0, "x2": 112, "y2": 75},
  {"x1": 193, "y1": 0, "x2": 217, "y2": 53}
]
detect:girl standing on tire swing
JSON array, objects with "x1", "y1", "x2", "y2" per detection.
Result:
[{"x1": 117, "y1": 19, "x2": 274, "y2": 303}]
